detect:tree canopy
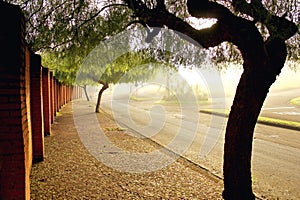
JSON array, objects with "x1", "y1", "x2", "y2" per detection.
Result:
[{"x1": 5, "y1": 0, "x2": 299, "y2": 64}]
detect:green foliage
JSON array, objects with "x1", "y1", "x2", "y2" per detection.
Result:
[
  {"x1": 77, "y1": 49, "x2": 161, "y2": 86},
  {"x1": 5, "y1": 0, "x2": 133, "y2": 85},
  {"x1": 5, "y1": 0, "x2": 299, "y2": 70},
  {"x1": 122, "y1": 0, "x2": 299, "y2": 62}
]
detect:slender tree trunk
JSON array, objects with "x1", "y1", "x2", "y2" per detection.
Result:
[
  {"x1": 95, "y1": 83, "x2": 108, "y2": 113},
  {"x1": 223, "y1": 71, "x2": 268, "y2": 199},
  {"x1": 83, "y1": 85, "x2": 90, "y2": 101},
  {"x1": 223, "y1": 39, "x2": 287, "y2": 199}
]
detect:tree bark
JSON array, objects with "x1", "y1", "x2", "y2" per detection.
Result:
[
  {"x1": 223, "y1": 71, "x2": 268, "y2": 199},
  {"x1": 223, "y1": 38, "x2": 288, "y2": 199},
  {"x1": 95, "y1": 83, "x2": 108, "y2": 113},
  {"x1": 83, "y1": 85, "x2": 90, "y2": 101}
]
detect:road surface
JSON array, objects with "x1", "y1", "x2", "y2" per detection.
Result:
[
  {"x1": 221, "y1": 88, "x2": 300, "y2": 123},
  {"x1": 99, "y1": 90, "x2": 300, "y2": 199}
]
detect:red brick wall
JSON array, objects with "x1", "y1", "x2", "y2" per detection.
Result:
[
  {"x1": 23, "y1": 46, "x2": 33, "y2": 200},
  {"x1": 59, "y1": 83, "x2": 63, "y2": 108},
  {"x1": 56, "y1": 82, "x2": 59, "y2": 109},
  {"x1": 30, "y1": 52, "x2": 44, "y2": 162},
  {"x1": 0, "y1": 2, "x2": 31, "y2": 199},
  {"x1": 0, "y1": 3, "x2": 86, "y2": 199},
  {"x1": 42, "y1": 67, "x2": 51, "y2": 136},
  {"x1": 64, "y1": 85, "x2": 67, "y2": 105},
  {"x1": 50, "y1": 72, "x2": 54, "y2": 124},
  {"x1": 54, "y1": 79, "x2": 58, "y2": 114}
]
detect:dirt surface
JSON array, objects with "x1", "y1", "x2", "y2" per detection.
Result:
[{"x1": 30, "y1": 102, "x2": 223, "y2": 199}]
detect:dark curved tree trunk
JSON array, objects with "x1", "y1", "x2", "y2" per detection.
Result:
[
  {"x1": 223, "y1": 71, "x2": 269, "y2": 199},
  {"x1": 223, "y1": 39, "x2": 288, "y2": 199},
  {"x1": 95, "y1": 83, "x2": 108, "y2": 113}
]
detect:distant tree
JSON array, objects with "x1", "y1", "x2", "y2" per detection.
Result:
[{"x1": 78, "y1": 50, "x2": 159, "y2": 113}]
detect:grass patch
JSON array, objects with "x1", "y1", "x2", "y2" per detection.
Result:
[
  {"x1": 290, "y1": 97, "x2": 300, "y2": 107},
  {"x1": 258, "y1": 116, "x2": 300, "y2": 130},
  {"x1": 155, "y1": 99, "x2": 179, "y2": 105},
  {"x1": 55, "y1": 112, "x2": 63, "y2": 117},
  {"x1": 105, "y1": 127, "x2": 128, "y2": 131},
  {"x1": 130, "y1": 96, "x2": 152, "y2": 101},
  {"x1": 156, "y1": 99, "x2": 211, "y2": 105},
  {"x1": 200, "y1": 109, "x2": 300, "y2": 131}
]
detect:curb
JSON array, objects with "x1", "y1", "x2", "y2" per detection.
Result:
[{"x1": 200, "y1": 110, "x2": 300, "y2": 132}]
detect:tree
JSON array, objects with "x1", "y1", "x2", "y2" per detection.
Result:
[
  {"x1": 5, "y1": 0, "x2": 132, "y2": 98},
  {"x1": 119, "y1": 0, "x2": 298, "y2": 199},
  {"x1": 26, "y1": 0, "x2": 132, "y2": 101},
  {"x1": 78, "y1": 50, "x2": 159, "y2": 113}
]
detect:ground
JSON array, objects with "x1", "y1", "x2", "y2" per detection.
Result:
[{"x1": 30, "y1": 102, "x2": 223, "y2": 199}]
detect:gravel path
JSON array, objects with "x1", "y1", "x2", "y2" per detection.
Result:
[{"x1": 30, "y1": 102, "x2": 223, "y2": 199}]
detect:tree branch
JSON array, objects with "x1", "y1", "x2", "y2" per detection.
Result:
[
  {"x1": 76, "y1": 3, "x2": 128, "y2": 30},
  {"x1": 232, "y1": 0, "x2": 298, "y2": 40},
  {"x1": 187, "y1": 0, "x2": 234, "y2": 20},
  {"x1": 124, "y1": 0, "x2": 228, "y2": 47},
  {"x1": 26, "y1": 0, "x2": 44, "y2": 23},
  {"x1": 124, "y1": 0, "x2": 267, "y2": 68},
  {"x1": 156, "y1": 0, "x2": 166, "y2": 10}
]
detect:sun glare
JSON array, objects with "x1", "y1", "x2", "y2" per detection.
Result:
[
  {"x1": 178, "y1": 66, "x2": 205, "y2": 86},
  {"x1": 187, "y1": 17, "x2": 218, "y2": 30}
]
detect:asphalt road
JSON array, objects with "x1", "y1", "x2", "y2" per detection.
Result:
[
  {"x1": 261, "y1": 88, "x2": 300, "y2": 122},
  {"x1": 100, "y1": 89, "x2": 300, "y2": 199},
  {"x1": 222, "y1": 88, "x2": 300, "y2": 122}
]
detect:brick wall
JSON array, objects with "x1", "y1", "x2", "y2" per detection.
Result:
[
  {"x1": 0, "y1": 2, "x2": 31, "y2": 199},
  {"x1": 50, "y1": 72, "x2": 54, "y2": 124},
  {"x1": 42, "y1": 67, "x2": 51, "y2": 136},
  {"x1": 0, "y1": 2, "x2": 83, "y2": 199},
  {"x1": 30, "y1": 52, "x2": 44, "y2": 162},
  {"x1": 23, "y1": 45, "x2": 33, "y2": 200}
]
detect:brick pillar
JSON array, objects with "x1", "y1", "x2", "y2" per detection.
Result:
[
  {"x1": 52, "y1": 76, "x2": 57, "y2": 116},
  {"x1": 71, "y1": 86, "x2": 74, "y2": 100},
  {"x1": 61, "y1": 85, "x2": 63, "y2": 106},
  {"x1": 63, "y1": 85, "x2": 65, "y2": 105},
  {"x1": 60, "y1": 83, "x2": 63, "y2": 107},
  {"x1": 56, "y1": 80, "x2": 60, "y2": 111},
  {"x1": 70, "y1": 86, "x2": 72, "y2": 101},
  {"x1": 57, "y1": 82, "x2": 61, "y2": 109},
  {"x1": 24, "y1": 45, "x2": 33, "y2": 199},
  {"x1": 67, "y1": 86, "x2": 70, "y2": 103},
  {"x1": 54, "y1": 79, "x2": 58, "y2": 114},
  {"x1": 42, "y1": 67, "x2": 51, "y2": 136},
  {"x1": 49, "y1": 72, "x2": 54, "y2": 124},
  {"x1": 30, "y1": 52, "x2": 44, "y2": 162},
  {"x1": 72, "y1": 86, "x2": 75, "y2": 99},
  {"x1": 64, "y1": 85, "x2": 67, "y2": 104},
  {"x1": 52, "y1": 75, "x2": 55, "y2": 118},
  {"x1": 0, "y1": 2, "x2": 32, "y2": 199}
]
